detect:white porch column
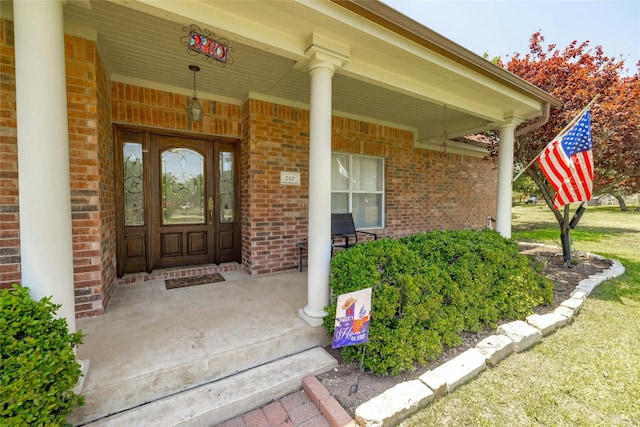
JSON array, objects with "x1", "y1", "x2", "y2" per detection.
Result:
[
  {"x1": 14, "y1": 0, "x2": 76, "y2": 331},
  {"x1": 300, "y1": 58, "x2": 336, "y2": 325},
  {"x1": 495, "y1": 122, "x2": 519, "y2": 238}
]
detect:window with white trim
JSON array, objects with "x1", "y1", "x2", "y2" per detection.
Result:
[{"x1": 331, "y1": 153, "x2": 384, "y2": 229}]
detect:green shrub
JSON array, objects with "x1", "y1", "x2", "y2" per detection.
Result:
[
  {"x1": 324, "y1": 230, "x2": 553, "y2": 376},
  {"x1": 1, "y1": 285, "x2": 84, "y2": 426}
]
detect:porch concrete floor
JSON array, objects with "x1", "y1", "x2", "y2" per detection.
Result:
[{"x1": 70, "y1": 269, "x2": 334, "y2": 426}]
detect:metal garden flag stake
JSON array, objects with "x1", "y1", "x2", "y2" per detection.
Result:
[{"x1": 332, "y1": 287, "x2": 373, "y2": 395}]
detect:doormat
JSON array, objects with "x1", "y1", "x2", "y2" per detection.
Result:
[{"x1": 165, "y1": 273, "x2": 225, "y2": 290}]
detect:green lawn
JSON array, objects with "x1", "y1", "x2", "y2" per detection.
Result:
[{"x1": 402, "y1": 205, "x2": 640, "y2": 427}]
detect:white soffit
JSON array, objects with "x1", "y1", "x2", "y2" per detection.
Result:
[
  {"x1": 56, "y1": 0, "x2": 552, "y2": 150},
  {"x1": 109, "y1": 0, "x2": 541, "y2": 121}
]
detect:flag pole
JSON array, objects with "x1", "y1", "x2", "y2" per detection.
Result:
[
  {"x1": 512, "y1": 94, "x2": 600, "y2": 182},
  {"x1": 512, "y1": 153, "x2": 542, "y2": 182},
  {"x1": 551, "y1": 94, "x2": 600, "y2": 141}
]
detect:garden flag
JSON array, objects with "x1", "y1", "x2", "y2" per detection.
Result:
[
  {"x1": 537, "y1": 110, "x2": 593, "y2": 210},
  {"x1": 332, "y1": 288, "x2": 372, "y2": 349}
]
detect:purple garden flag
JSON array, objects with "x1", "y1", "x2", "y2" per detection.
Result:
[{"x1": 332, "y1": 288, "x2": 372, "y2": 349}]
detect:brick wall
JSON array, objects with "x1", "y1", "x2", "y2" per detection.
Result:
[
  {"x1": 96, "y1": 48, "x2": 117, "y2": 313},
  {"x1": 0, "y1": 27, "x2": 125, "y2": 318},
  {"x1": 65, "y1": 35, "x2": 109, "y2": 317},
  {"x1": 111, "y1": 82, "x2": 242, "y2": 136},
  {"x1": 332, "y1": 115, "x2": 497, "y2": 234},
  {"x1": 240, "y1": 101, "x2": 252, "y2": 271},
  {"x1": 243, "y1": 99, "x2": 310, "y2": 274},
  {"x1": 386, "y1": 145, "x2": 497, "y2": 235},
  {"x1": 0, "y1": 27, "x2": 119, "y2": 316},
  {"x1": 333, "y1": 119, "x2": 500, "y2": 235},
  {"x1": 242, "y1": 101, "x2": 498, "y2": 274},
  {"x1": 0, "y1": 19, "x2": 19, "y2": 289}
]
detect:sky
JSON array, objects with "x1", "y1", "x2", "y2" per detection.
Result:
[{"x1": 380, "y1": 0, "x2": 640, "y2": 74}]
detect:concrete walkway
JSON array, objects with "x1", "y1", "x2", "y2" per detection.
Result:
[{"x1": 68, "y1": 270, "x2": 339, "y2": 426}]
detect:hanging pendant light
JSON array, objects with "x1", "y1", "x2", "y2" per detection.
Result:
[{"x1": 186, "y1": 64, "x2": 204, "y2": 122}]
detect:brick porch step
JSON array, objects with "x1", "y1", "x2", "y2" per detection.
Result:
[{"x1": 80, "y1": 347, "x2": 337, "y2": 426}]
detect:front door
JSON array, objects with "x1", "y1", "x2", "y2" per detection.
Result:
[
  {"x1": 151, "y1": 135, "x2": 215, "y2": 269},
  {"x1": 115, "y1": 127, "x2": 240, "y2": 276}
]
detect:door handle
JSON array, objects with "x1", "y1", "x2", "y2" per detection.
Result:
[{"x1": 208, "y1": 197, "x2": 214, "y2": 224}]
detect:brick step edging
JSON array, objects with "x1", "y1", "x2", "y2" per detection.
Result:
[{"x1": 302, "y1": 375, "x2": 356, "y2": 427}]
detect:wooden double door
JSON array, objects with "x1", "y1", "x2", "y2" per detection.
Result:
[{"x1": 115, "y1": 127, "x2": 240, "y2": 276}]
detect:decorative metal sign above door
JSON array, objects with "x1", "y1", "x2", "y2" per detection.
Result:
[{"x1": 181, "y1": 24, "x2": 234, "y2": 66}]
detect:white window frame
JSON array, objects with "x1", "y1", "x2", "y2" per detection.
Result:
[{"x1": 331, "y1": 152, "x2": 385, "y2": 229}]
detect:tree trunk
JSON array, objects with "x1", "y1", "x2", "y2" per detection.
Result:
[
  {"x1": 560, "y1": 230, "x2": 572, "y2": 267},
  {"x1": 560, "y1": 205, "x2": 572, "y2": 267},
  {"x1": 614, "y1": 194, "x2": 628, "y2": 211},
  {"x1": 528, "y1": 171, "x2": 573, "y2": 267}
]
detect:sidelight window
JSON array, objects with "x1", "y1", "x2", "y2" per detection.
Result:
[
  {"x1": 123, "y1": 142, "x2": 144, "y2": 226},
  {"x1": 219, "y1": 151, "x2": 234, "y2": 223}
]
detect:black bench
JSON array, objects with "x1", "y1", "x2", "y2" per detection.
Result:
[
  {"x1": 331, "y1": 212, "x2": 377, "y2": 255},
  {"x1": 295, "y1": 213, "x2": 378, "y2": 271},
  {"x1": 295, "y1": 242, "x2": 308, "y2": 272}
]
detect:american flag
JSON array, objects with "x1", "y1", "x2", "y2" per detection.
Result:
[{"x1": 537, "y1": 110, "x2": 593, "y2": 210}]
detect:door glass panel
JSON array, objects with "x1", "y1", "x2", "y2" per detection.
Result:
[
  {"x1": 161, "y1": 148, "x2": 205, "y2": 225},
  {"x1": 220, "y1": 151, "x2": 234, "y2": 223},
  {"x1": 124, "y1": 142, "x2": 144, "y2": 226}
]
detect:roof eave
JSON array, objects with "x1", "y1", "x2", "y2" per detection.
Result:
[{"x1": 330, "y1": 0, "x2": 562, "y2": 109}]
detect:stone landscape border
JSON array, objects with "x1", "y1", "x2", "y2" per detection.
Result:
[{"x1": 306, "y1": 245, "x2": 625, "y2": 427}]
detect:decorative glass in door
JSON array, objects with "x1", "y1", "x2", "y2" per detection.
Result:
[
  {"x1": 161, "y1": 148, "x2": 205, "y2": 225},
  {"x1": 123, "y1": 142, "x2": 144, "y2": 226},
  {"x1": 220, "y1": 151, "x2": 234, "y2": 223}
]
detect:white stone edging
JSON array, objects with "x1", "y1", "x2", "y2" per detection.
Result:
[{"x1": 354, "y1": 251, "x2": 625, "y2": 427}]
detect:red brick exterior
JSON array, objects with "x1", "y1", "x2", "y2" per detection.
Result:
[
  {"x1": 241, "y1": 108, "x2": 498, "y2": 275},
  {"x1": 242, "y1": 100, "x2": 311, "y2": 274},
  {"x1": 379, "y1": 127, "x2": 497, "y2": 235},
  {"x1": 0, "y1": 20, "x2": 19, "y2": 287},
  {"x1": 96, "y1": 45, "x2": 117, "y2": 315},
  {"x1": 0, "y1": 27, "x2": 498, "y2": 317},
  {"x1": 0, "y1": 28, "x2": 119, "y2": 317},
  {"x1": 64, "y1": 35, "x2": 109, "y2": 317},
  {"x1": 110, "y1": 82, "x2": 242, "y2": 136}
]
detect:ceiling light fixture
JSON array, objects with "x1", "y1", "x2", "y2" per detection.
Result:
[{"x1": 186, "y1": 64, "x2": 203, "y2": 123}]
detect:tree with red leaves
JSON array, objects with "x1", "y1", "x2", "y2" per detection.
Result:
[{"x1": 494, "y1": 32, "x2": 640, "y2": 265}]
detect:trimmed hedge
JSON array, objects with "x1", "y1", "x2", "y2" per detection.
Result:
[
  {"x1": 1, "y1": 285, "x2": 84, "y2": 426},
  {"x1": 323, "y1": 230, "x2": 553, "y2": 376}
]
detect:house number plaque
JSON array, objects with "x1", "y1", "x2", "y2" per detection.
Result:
[{"x1": 280, "y1": 172, "x2": 300, "y2": 186}]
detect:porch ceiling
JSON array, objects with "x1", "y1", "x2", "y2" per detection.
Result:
[{"x1": 44, "y1": 1, "x2": 555, "y2": 146}]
